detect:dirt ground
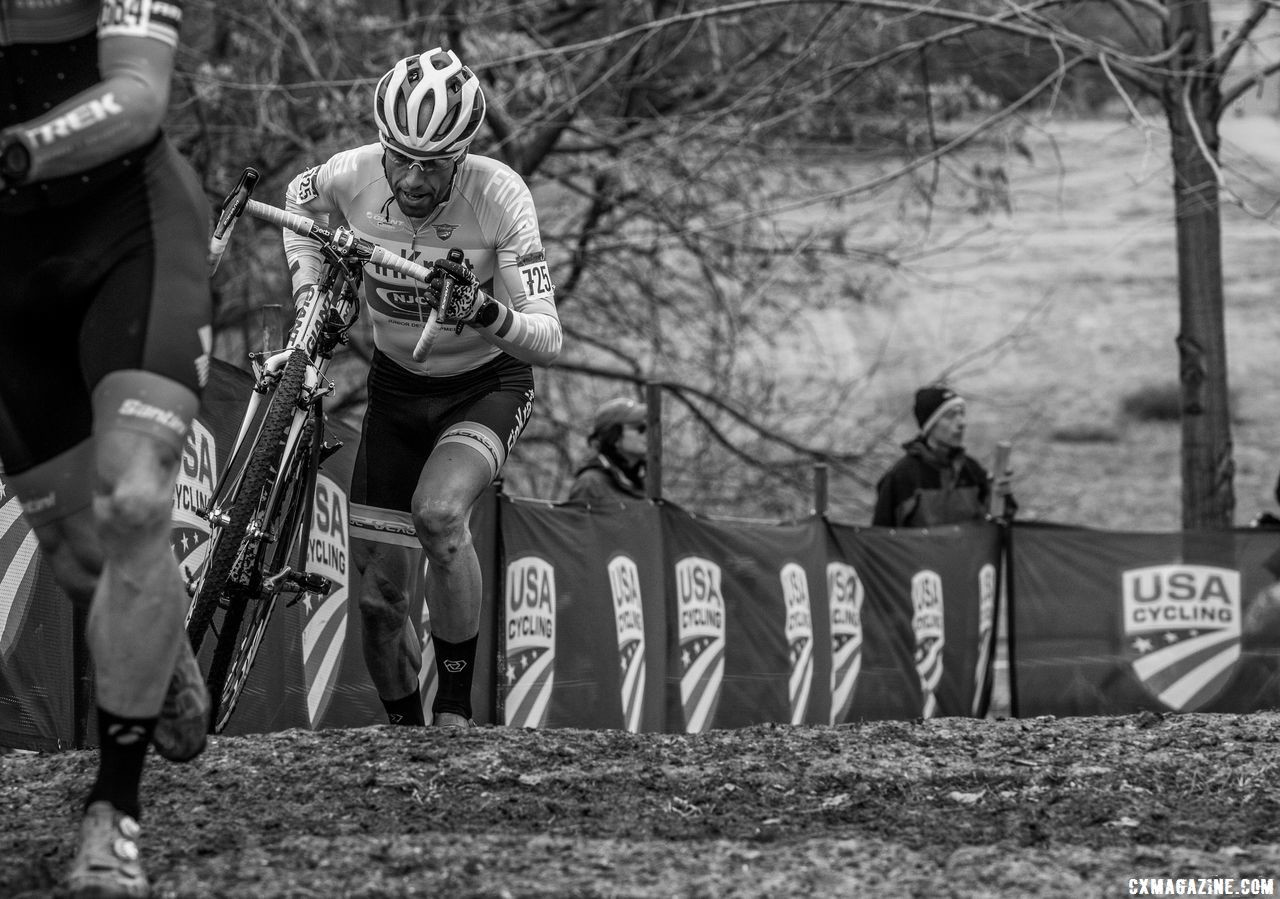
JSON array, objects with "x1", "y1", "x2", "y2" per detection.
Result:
[{"x1": 5, "y1": 712, "x2": 1280, "y2": 898}]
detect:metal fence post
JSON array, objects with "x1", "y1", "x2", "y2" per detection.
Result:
[
  {"x1": 645, "y1": 382, "x2": 662, "y2": 502},
  {"x1": 812, "y1": 463, "x2": 828, "y2": 517}
]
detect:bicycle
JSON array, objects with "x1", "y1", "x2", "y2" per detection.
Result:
[{"x1": 185, "y1": 166, "x2": 450, "y2": 732}]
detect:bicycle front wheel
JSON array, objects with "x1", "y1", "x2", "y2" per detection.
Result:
[
  {"x1": 187, "y1": 347, "x2": 311, "y2": 731},
  {"x1": 212, "y1": 406, "x2": 320, "y2": 733}
]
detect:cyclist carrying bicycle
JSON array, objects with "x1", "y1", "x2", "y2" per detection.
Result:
[
  {"x1": 0, "y1": 0, "x2": 212, "y2": 895},
  {"x1": 281, "y1": 48, "x2": 562, "y2": 728}
]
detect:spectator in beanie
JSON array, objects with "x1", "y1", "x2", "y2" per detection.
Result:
[
  {"x1": 567, "y1": 397, "x2": 648, "y2": 506},
  {"x1": 872, "y1": 385, "x2": 1015, "y2": 527}
]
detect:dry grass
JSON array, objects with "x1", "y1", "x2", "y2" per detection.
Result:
[{"x1": 809, "y1": 115, "x2": 1280, "y2": 530}]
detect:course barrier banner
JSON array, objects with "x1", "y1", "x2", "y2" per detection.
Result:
[
  {"x1": 660, "y1": 508, "x2": 832, "y2": 731},
  {"x1": 493, "y1": 503, "x2": 1003, "y2": 733},
  {"x1": 827, "y1": 522, "x2": 1002, "y2": 721},
  {"x1": 499, "y1": 498, "x2": 666, "y2": 731},
  {"x1": 1011, "y1": 524, "x2": 1280, "y2": 716}
]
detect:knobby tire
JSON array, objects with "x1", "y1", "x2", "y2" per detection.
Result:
[
  {"x1": 213, "y1": 408, "x2": 319, "y2": 733},
  {"x1": 186, "y1": 348, "x2": 310, "y2": 732}
]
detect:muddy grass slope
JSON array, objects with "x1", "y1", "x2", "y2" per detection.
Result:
[{"x1": 6, "y1": 713, "x2": 1280, "y2": 898}]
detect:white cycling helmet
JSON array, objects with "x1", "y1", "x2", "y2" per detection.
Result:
[{"x1": 374, "y1": 48, "x2": 486, "y2": 158}]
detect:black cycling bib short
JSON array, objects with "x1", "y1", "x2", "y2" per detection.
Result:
[{"x1": 352, "y1": 350, "x2": 535, "y2": 512}]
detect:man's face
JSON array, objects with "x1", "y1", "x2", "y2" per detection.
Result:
[
  {"x1": 382, "y1": 146, "x2": 461, "y2": 218},
  {"x1": 616, "y1": 421, "x2": 647, "y2": 461},
  {"x1": 928, "y1": 403, "x2": 966, "y2": 450}
]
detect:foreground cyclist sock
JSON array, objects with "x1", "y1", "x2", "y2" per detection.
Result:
[
  {"x1": 381, "y1": 688, "x2": 426, "y2": 726},
  {"x1": 87, "y1": 708, "x2": 156, "y2": 821},
  {"x1": 431, "y1": 633, "x2": 478, "y2": 719}
]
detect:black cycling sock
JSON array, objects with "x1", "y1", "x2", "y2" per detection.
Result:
[
  {"x1": 380, "y1": 688, "x2": 426, "y2": 726},
  {"x1": 87, "y1": 708, "x2": 156, "y2": 821},
  {"x1": 430, "y1": 633, "x2": 478, "y2": 719}
]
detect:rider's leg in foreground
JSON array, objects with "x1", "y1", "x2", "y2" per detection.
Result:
[
  {"x1": 358, "y1": 540, "x2": 426, "y2": 725},
  {"x1": 413, "y1": 443, "x2": 490, "y2": 728},
  {"x1": 359, "y1": 442, "x2": 491, "y2": 729},
  {"x1": 14, "y1": 373, "x2": 205, "y2": 897}
]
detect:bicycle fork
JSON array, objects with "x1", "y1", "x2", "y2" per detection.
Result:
[{"x1": 190, "y1": 351, "x2": 335, "y2": 603}]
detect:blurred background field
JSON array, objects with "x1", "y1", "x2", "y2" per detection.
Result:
[{"x1": 789, "y1": 114, "x2": 1280, "y2": 531}]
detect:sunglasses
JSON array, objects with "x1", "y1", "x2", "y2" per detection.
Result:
[
  {"x1": 383, "y1": 147, "x2": 461, "y2": 174},
  {"x1": 625, "y1": 423, "x2": 647, "y2": 434}
]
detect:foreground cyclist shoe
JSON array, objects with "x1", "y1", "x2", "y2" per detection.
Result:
[
  {"x1": 151, "y1": 644, "x2": 210, "y2": 762},
  {"x1": 432, "y1": 712, "x2": 477, "y2": 730},
  {"x1": 65, "y1": 802, "x2": 150, "y2": 898}
]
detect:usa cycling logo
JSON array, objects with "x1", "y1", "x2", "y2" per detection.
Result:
[
  {"x1": 1122, "y1": 564, "x2": 1241, "y2": 711},
  {"x1": 505, "y1": 555, "x2": 556, "y2": 728},
  {"x1": 608, "y1": 555, "x2": 646, "y2": 733},
  {"x1": 827, "y1": 562, "x2": 864, "y2": 725},
  {"x1": 416, "y1": 557, "x2": 438, "y2": 720},
  {"x1": 972, "y1": 563, "x2": 997, "y2": 716},
  {"x1": 0, "y1": 476, "x2": 41, "y2": 665},
  {"x1": 675, "y1": 556, "x2": 725, "y2": 733},
  {"x1": 912, "y1": 570, "x2": 945, "y2": 718},
  {"x1": 299, "y1": 474, "x2": 350, "y2": 727},
  {"x1": 780, "y1": 562, "x2": 814, "y2": 725},
  {"x1": 169, "y1": 419, "x2": 217, "y2": 606}
]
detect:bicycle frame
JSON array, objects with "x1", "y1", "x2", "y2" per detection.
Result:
[{"x1": 199, "y1": 251, "x2": 360, "y2": 592}]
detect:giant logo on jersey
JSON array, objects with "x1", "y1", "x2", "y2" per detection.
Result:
[
  {"x1": 827, "y1": 562, "x2": 864, "y2": 725},
  {"x1": 298, "y1": 475, "x2": 350, "y2": 727},
  {"x1": 0, "y1": 475, "x2": 41, "y2": 663},
  {"x1": 1122, "y1": 564, "x2": 1241, "y2": 711},
  {"x1": 170, "y1": 419, "x2": 217, "y2": 608},
  {"x1": 608, "y1": 555, "x2": 647, "y2": 733},
  {"x1": 780, "y1": 562, "x2": 814, "y2": 725},
  {"x1": 912, "y1": 570, "x2": 945, "y2": 718},
  {"x1": 675, "y1": 556, "x2": 726, "y2": 733},
  {"x1": 505, "y1": 555, "x2": 556, "y2": 727}
]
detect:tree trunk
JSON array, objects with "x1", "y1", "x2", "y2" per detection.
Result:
[{"x1": 1166, "y1": 0, "x2": 1235, "y2": 530}]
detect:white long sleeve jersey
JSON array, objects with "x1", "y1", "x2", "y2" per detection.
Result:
[{"x1": 282, "y1": 144, "x2": 561, "y2": 376}]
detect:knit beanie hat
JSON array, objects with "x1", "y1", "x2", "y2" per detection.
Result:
[{"x1": 914, "y1": 385, "x2": 964, "y2": 436}]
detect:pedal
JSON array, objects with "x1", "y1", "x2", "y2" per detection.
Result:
[
  {"x1": 267, "y1": 567, "x2": 333, "y2": 604},
  {"x1": 295, "y1": 572, "x2": 332, "y2": 594}
]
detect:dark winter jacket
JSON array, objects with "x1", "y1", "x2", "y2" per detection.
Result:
[
  {"x1": 567, "y1": 454, "x2": 645, "y2": 507},
  {"x1": 872, "y1": 437, "x2": 995, "y2": 528}
]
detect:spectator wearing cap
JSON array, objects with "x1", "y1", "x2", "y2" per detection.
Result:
[
  {"x1": 566, "y1": 397, "x2": 649, "y2": 506},
  {"x1": 871, "y1": 385, "x2": 1015, "y2": 527}
]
